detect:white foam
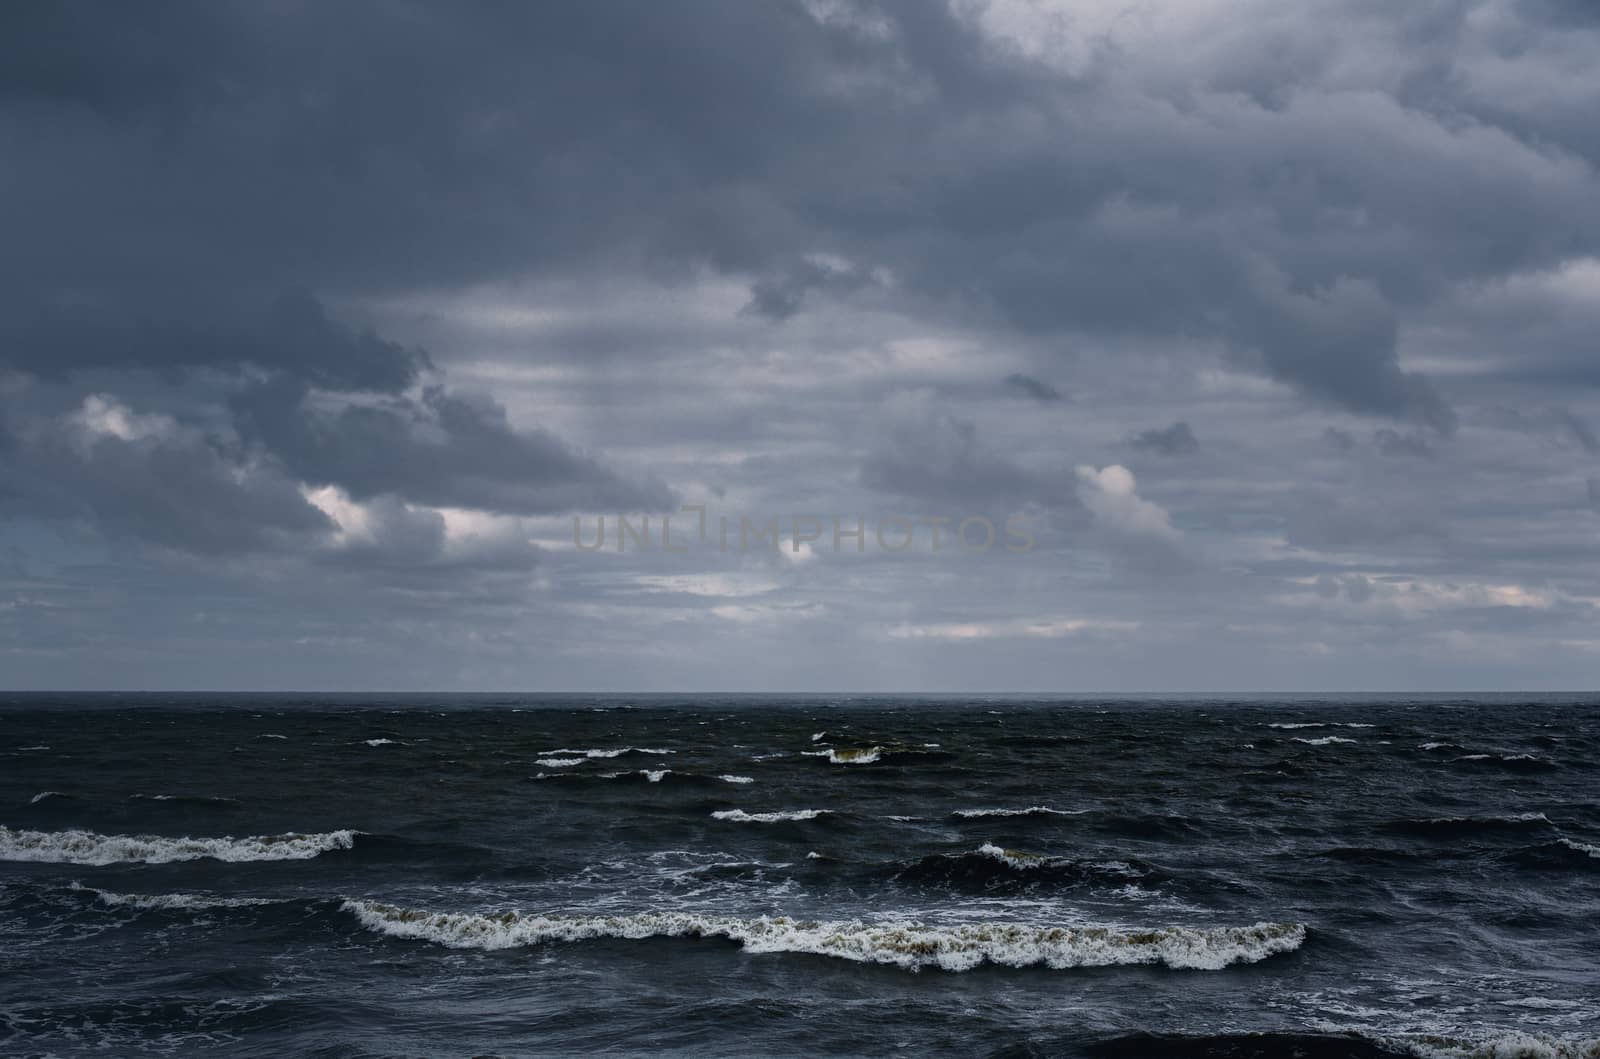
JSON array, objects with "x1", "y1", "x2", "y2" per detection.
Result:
[
  {"x1": 977, "y1": 842, "x2": 1047, "y2": 869},
  {"x1": 953, "y1": 807, "x2": 1089, "y2": 819},
  {"x1": 1293, "y1": 736, "x2": 1357, "y2": 746},
  {"x1": 1558, "y1": 837, "x2": 1600, "y2": 859},
  {"x1": 535, "y1": 757, "x2": 584, "y2": 768},
  {"x1": 1396, "y1": 1031, "x2": 1600, "y2": 1058},
  {"x1": 0, "y1": 825, "x2": 358, "y2": 865},
  {"x1": 363, "y1": 739, "x2": 398, "y2": 747},
  {"x1": 258, "y1": 733, "x2": 288, "y2": 740},
  {"x1": 542, "y1": 747, "x2": 675, "y2": 758},
  {"x1": 1420, "y1": 742, "x2": 1456, "y2": 750},
  {"x1": 711, "y1": 809, "x2": 828, "y2": 823},
  {"x1": 804, "y1": 747, "x2": 882, "y2": 764},
  {"x1": 341, "y1": 900, "x2": 1306, "y2": 972},
  {"x1": 71, "y1": 882, "x2": 277, "y2": 910},
  {"x1": 29, "y1": 791, "x2": 65, "y2": 805},
  {"x1": 718, "y1": 775, "x2": 755, "y2": 784},
  {"x1": 641, "y1": 770, "x2": 670, "y2": 783}
]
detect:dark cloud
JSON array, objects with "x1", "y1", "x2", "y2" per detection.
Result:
[
  {"x1": 232, "y1": 380, "x2": 673, "y2": 516},
  {"x1": 2, "y1": 1, "x2": 1600, "y2": 689},
  {"x1": 0, "y1": 396, "x2": 331, "y2": 555},
  {"x1": 1374, "y1": 428, "x2": 1436, "y2": 460},
  {"x1": 1130, "y1": 421, "x2": 1199, "y2": 456},
  {"x1": 1003, "y1": 373, "x2": 1063, "y2": 402}
]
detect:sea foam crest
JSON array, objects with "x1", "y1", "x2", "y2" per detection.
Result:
[
  {"x1": 542, "y1": 747, "x2": 675, "y2": 759},
  {"x1": 976, "y1": 842, "x2": 1047, "y2": 869},
  {"x1": 1558, "y1": 837, "x2": 1600, "y2": 860},
  {"x1": 0, "y1": 825, "x2": 357, "y2": 865},
  {"x1": 70, "y1": 882, "x2": 278, "y2": 910},
  {"x1": 953, "y1": 807, "x2": 1089, "y2": 819},
  {"x1": 1293, "y1": 736, "x2": 1357, "y2": 746},
  {"x1": 804, "y1": 747, "x2": 882, "y2": 764},
  {"x1": 711, "y1": 809, "x2": 828, "y2": 823},
  {"x1": 341, "y1": 901, "x2": 1306, "y2": 972}
]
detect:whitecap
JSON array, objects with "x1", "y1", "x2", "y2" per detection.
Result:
[
  {"x1": 341, "y1": 900, "x2": 1307, "y2": 972},
  {"x1": 1558, "y1": 837, "x2": 1600, "y2": 859},
  {"x1": 0, "y1": 825, "x2": 358, "y2": 865},
  {"x1": 710, "y1": 809, "x2": 828, "y2": 823},
  {"x1": 952, "y1": 807, "x2": 1090, "y2": 819},
  {"x1": 534, "y1": 757, "x2": 584, "y2": 768},
  {"x1": 804, "y1": 747, "x2": 882, "y2": 765},
  {"x1": 718, "y1": 775, "x2": 755, "y2": 784},
  {"x1": 1293, "y1": 736, "x2": 1357, "y2": 746},
  {"x1": 71, "y1": 882, "x2": 278, "y2": 910}
]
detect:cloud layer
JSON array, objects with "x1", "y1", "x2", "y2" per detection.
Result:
[{"x1": 2, "y1": 0, "x2": 1598, "y2": 689}]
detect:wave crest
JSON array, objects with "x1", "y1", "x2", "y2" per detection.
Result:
[
  {"x1": 341, "y1": 900, "x2": 1306, "y2": 971},
  {"x1": 0, "y1": 825, "x2": 358, "y2": 865}
]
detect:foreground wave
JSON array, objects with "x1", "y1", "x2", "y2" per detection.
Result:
[
  {"x1": 0, "y1": 824, "x2": 358, "y2": 865},
  {"x1": 341, "y1": 900, "x2": 1306, "y2": 971}
]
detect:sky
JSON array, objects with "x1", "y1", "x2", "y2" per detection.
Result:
[{"x1": 2, "y1": 0, "x2": 1599, "y2": 692}]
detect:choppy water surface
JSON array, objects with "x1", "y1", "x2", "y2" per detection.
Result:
[{"x1": 1, "y1": 693, "x2": 1597, "y2": 1057}]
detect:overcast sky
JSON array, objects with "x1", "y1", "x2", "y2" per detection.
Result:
[{"x1": 3, "y1": 0, "x2": 1599, "y2": 691}]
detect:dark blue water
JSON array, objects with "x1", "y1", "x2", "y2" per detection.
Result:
[{"x1": 1, "y1": 694, "x2": 1597, "y2": 1057}]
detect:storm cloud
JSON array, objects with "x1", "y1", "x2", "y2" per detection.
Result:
[{"x1": 2, "y1": 0, "x2": 1598, "y2": 690}]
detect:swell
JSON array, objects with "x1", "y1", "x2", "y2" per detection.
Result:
[{"x1": 891, "y1": 844, "x2": 1156, "y2": 892}]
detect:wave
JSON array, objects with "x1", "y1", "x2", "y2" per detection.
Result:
[
  {"x1": 1447, "y1": 753, "x2": 1558, "y2": 772},
  {"x1": 0, "y1": 825, "x2": 358, "y2": 865},
  {"x1": 1268, "y1": 723, "x2": 1375, "y2": 730},
  {"x1": 893, "y1": 844, "x2": 1150, "y2": 891},
  {"x1": 1083, "y1": 1031, "x2": 1411, "y2": 1058},
  {"x1": 710, "y1": 809, "x2": 829, "y2": 823},
  {"x1": 541, "y1": 747, "x2": 675, "y2": 759},
  {"x1": 1382, "y1": 812, "x2": 1552, "y2": 838},
  {"x1": 341, "y1": 900, "x2": 1306, "y2": 971},
  {"x1": 69, "y1": 882, "x2": 280, "y2": 911},
  {"x1": 1559, "y1": 837, "x2": 1600, "y2": 859},
  {"x1": 363, "y1": 738, "x2": 399, "y2": 747},
  {"x1": 805, "y1": 746, "x2": 882, "y2": 764},
  {"x1": 1293, "y1": 736, "x2": 1358, "y2": 746},
  {"x1": 29, "y1": 791, "x2": 69, "y2": 805},
  {"x1": 1394, "y1": 1031, "x2": 1600, "y2": 1059},
  {"x1": 718, "y1": 775, "x2": 754, "y2": 784},
  {"x1": 130, "y1": 793, "x2": 243, "y2": 807},
  {"x1": 951, "y1": 807, "x2": 1090, "y2": 819},
  {"x1": 534, "y1": 757, "x2": 584, "y2": 768}
]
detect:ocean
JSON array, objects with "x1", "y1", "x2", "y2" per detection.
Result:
[{"x1": 0, "y1": 693, "x2": 1596, "y2": 1057}]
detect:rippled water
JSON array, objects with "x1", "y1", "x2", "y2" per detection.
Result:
[{"x1": 1, "y1": 693, "x2": 1597, "y2": 1057}]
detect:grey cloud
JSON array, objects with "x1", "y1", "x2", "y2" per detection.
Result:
[
  {"x1": 1554, "y1": 408, "x2": 1599, "y2": 454},
  {"x1": 1003, "y1": 373, "x2": 1063, "y2": 402},
  {"x1": 0, "y1": 401, "x2": 331, "y2": 555},
  {"x1": 859, "y1": 398, "x2": 1050, "y2": 509},
  {"x1": 1130, "y1": 421, "x2": 1199, "y2": 457},
  {"x1": 233, "y1": 380, "x2": 674, "y2": 516},
  {"x1": 1374, "y1": 428, "x2": 1436, "y2": 460}
]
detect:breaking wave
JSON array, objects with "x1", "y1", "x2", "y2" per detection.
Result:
[
  {"x1": 0, "y1": 825, "x2": 358, "y2": 865},
  {"x1": 710, "y1": 809, "x2": 829, "y2": 823},
  {"x1": 341, "y1": 900, "x2": 1307, "y2": 971},
  {"x1": 69, "y1": 882, "x2": 280, "y2": 911},
  {"x1": 951, "y1": 806, "x2": 1090, "y2": 819}
]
